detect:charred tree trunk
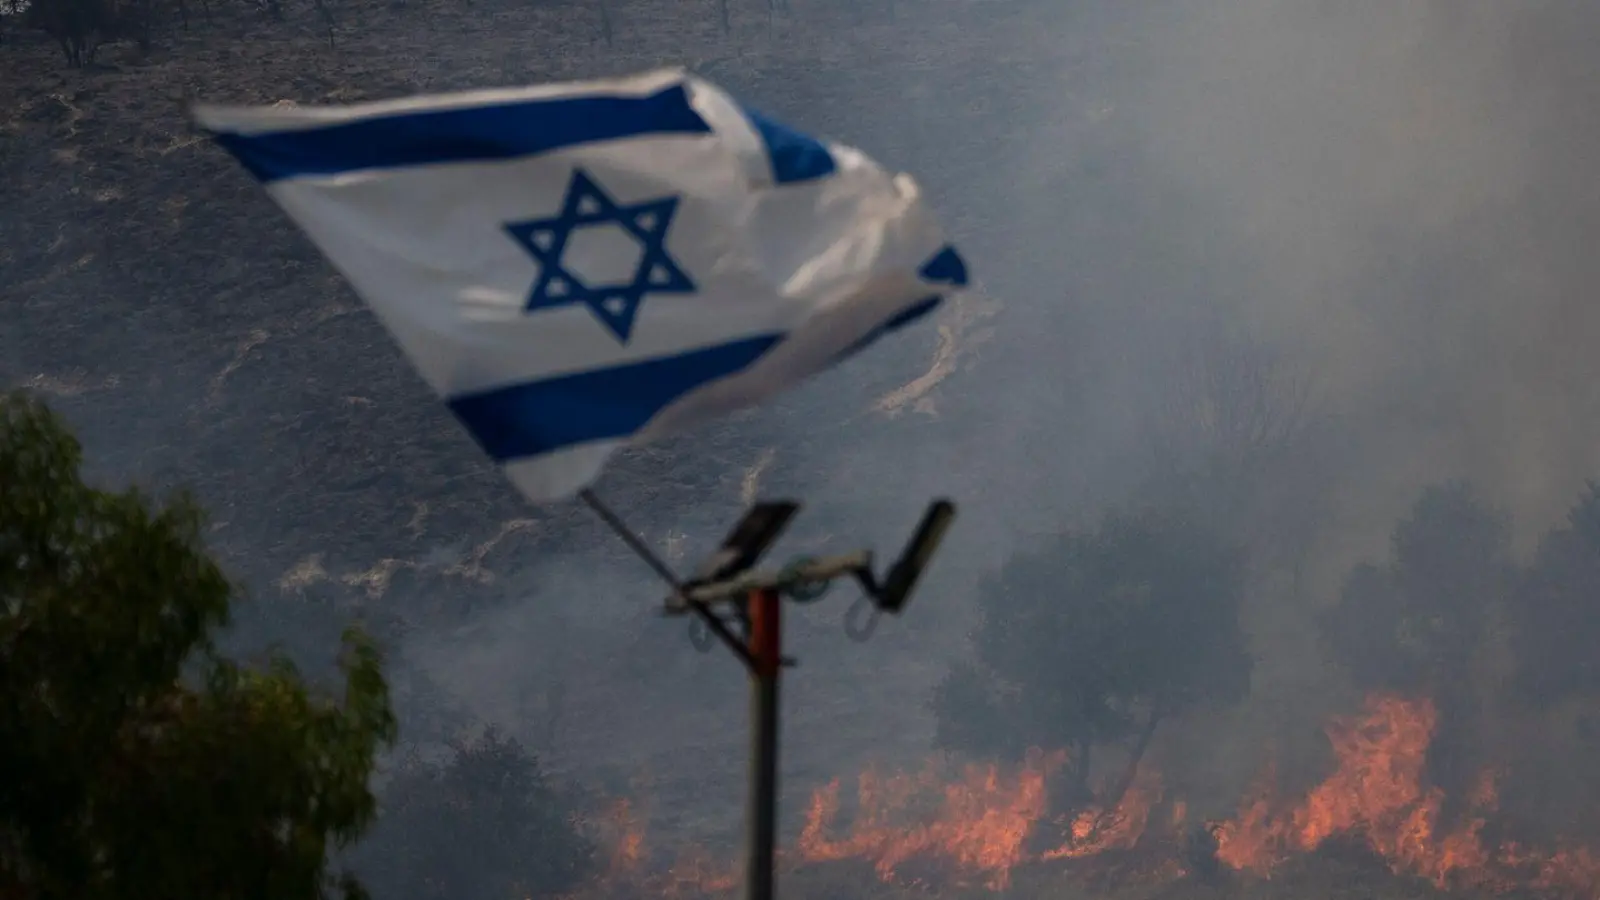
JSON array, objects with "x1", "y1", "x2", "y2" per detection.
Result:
[
  {"x1": 1428, "y1": 681, "x2": 1480, "y2": 831},
  {"x1": 1032, "y1": 733, "x2": 1094, "y2": 857},
  {"x1": 1098, "y1": 709, "x2": 1163, "y2": 819},
  {"x1": 1057, "y1": 708, "x2": 1164, "y2": 848},
  {"x1": 1047, "y1": 733, "x2": 1094, "y2": 820}
]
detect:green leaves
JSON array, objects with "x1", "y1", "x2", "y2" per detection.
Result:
[
  {"x1": 1319, "y1": 480, "x2": 1511, "y2": 695},
  {"x1": 0, "y1": 390, "x2": 396, "y2": 900},
  {"x1": 1511, "y1": 481, "x2": 1600, "y2": 703}
]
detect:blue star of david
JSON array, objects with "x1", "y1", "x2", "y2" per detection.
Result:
[{"x1": 503, "y1": 168, "x2": 696, "y2": 343}]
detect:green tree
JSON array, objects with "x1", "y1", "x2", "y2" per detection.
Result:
[
  {"x1": 932, "y1": 510, "x2": 1252, "y2": 820},
  {"x1": 1511, "y1": 481, "x2": 1600, "y2": 705},
  {"x1": 1320, "y1": 481, "x2": 1511, "y2": 696},
  {"x1": 1318, "y1": 480, "x2": 1512, "y2": 819},
  {"x1": 352, "y1": 726, "x2": 597, "y2": 900},
  {"x1": 0, "y1": 390, "x2": 397, "y2": 899}
]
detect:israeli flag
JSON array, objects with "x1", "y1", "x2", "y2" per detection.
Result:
[{"x1": 194, "y1": 68, "x2": 968, "y2": 502}]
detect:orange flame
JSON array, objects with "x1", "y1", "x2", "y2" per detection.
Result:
[
  {"x1": 1042, "y1": 767, "x2": 1162, "y2": 860},
  {"x1": 1215, "y1": 693, "x2": 1599, "y2": 897},
  {"x1": 1220, "y1": 697, "x2": 1441, "y2": 866},
  {"x1": 1214, "y1": 695, "x2": 1494, "y2": 886},
  {"x1": 574, "y1": 692, "x2": 1600, "y2": 899},
  {"x1": 798, "y1": 748, "x2": 1066, "y2": 889}
]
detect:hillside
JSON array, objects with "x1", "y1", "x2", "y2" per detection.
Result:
[
  {"x1": 2, "y1": 0, "x2": 1014, "y2": 615},
  {"x1": 15, "y1": 3, "x2": 1597, "y2": 900},
  {"x1": 2, "y1": 0, "x2": 1080, "y2": 852}
]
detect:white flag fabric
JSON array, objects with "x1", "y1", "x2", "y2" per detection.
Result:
[{"x1": 194, "y1": 67, "x2": 968, "y2": 502}]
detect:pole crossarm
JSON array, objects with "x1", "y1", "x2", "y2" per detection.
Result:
[
  {"x1": 663, "y1": 497, "x2": 957, "y2": 621},
  {"x1": 577, "y1": 489, "x2": 957, "y2": 900},
  {"x1": 663, "y1": 551, "x2": 875, "y2": 612}
]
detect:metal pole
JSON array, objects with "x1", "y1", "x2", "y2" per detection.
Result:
[
  {"x1": 581, "y1": 490, "x2": 954, "y2": 900},
  {"x1": 746, "y1": 587, "x2": 782, "y2": 900}
]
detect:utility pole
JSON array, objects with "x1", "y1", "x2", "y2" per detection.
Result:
[
  {"x1": 582, "y1": 492, "x2": 957, "y2": 900},
  {"x1": 746, "y1": 586, "x2": 781, "y2": 900}
]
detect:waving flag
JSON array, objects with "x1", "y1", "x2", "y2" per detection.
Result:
[{"x1": 194, "y1": 68, "x2": 968, "y2": 502}]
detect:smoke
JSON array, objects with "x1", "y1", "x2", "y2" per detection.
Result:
[
  {"x1": 11, "y1": 0, "x2": 1594, "y2": 856},
  {"x1": 388, "y1": 1, "x2": 1600, "y2": 841},
  {"x1": 1105, "y1": 0, "x2": 1600, "y2": 555}
]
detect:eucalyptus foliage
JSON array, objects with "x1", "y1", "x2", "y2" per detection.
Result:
[{"x1": 0, "y1": 390, "x2": 397, "y2": 900}]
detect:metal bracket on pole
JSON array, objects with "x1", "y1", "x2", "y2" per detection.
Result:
[
  {"x1": 666, "y1": 498, "x2": 957, "y2": 900},
  {"x1": 662, "y1": 498, "x2": 957, "y2": 621},
  {"x1": 579, "y1": 489, "x2": 957, "y2": 900}
]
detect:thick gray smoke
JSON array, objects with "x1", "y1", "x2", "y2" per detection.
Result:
[
  {"x1": 404, "y1": 0, "x2": 1600, "y2": 841},
  {"x1": 12, "y1": 0, "x2": 1596, "y2": 856},
  {"x1": 1114, "y1": 0, "x2": 1600, "y2": 555},
  {"x1": 976, "y1": 0, "x2": 1600, "y2": 797}
]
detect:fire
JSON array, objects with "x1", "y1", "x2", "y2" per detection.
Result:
[
  {"x1": 601, "y1": 798, "x2": 645, "y2": 873},
  {"x1": 575, "y1": 693, "x2": 1600, "y2": 898},
  {"x1": 797, "y1": 748, "x2": 1065, "y2": 889},
  {"x1": 793, "y1": 747, "x2": 1170, "y2": 887},
  {"x1": 1215, "y1": 694, "x2": 1495, "y2": 886},
  {"x1": 575, "y1": 797, "x2": 740, "y2": 898},
  {"x1": 1040, "y1": 767, "x2": 1162, "y2": 860}
]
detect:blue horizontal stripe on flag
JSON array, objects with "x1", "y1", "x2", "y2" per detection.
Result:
[
  {"x1": 210, "y1": 84, "x2": 713, "y2": 184},
  {"x1": 740, "y1": 106, "x2": 837, "y2": 185},
  {"x1": 445, "y1": 334, "x2": 785, "y2": 462}
]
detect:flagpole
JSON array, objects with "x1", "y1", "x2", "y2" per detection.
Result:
[
  {"x1": 578, "y1": 488, "x2": 686, "y2": 592},
  {"x1": 579, "y1": 489, "x2": 754, "y2": 667}
]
